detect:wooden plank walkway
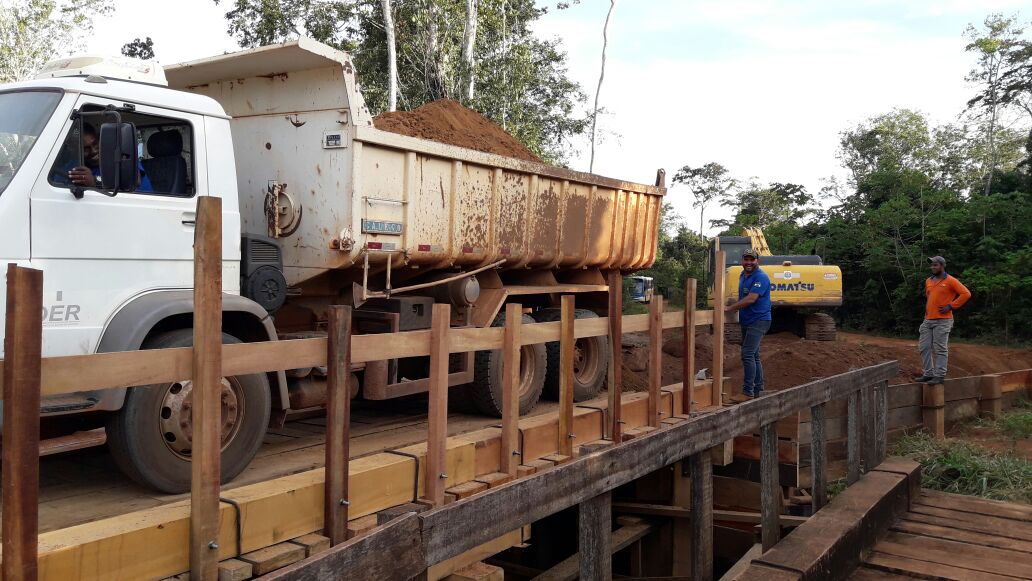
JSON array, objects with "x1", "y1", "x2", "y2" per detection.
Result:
[{"x1": 852, "y1": 489, "x2": 1032, "y2": 580}]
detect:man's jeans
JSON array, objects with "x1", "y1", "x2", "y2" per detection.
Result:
[
  {"x1": 741, "y1": 319, "x2": 771, "y2": 396},
  {"x1": 919, "y1": 318, "x2": 953, "y2": 378}
]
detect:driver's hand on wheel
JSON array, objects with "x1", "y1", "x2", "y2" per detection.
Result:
[{"x1": 68, "y1": 166, "x2": 96, "y2": 187}]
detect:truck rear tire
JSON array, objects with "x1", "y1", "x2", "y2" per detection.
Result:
[
  {"x1": 536, "y1": 309, "x2": 610, "y2": 401},
  {"x1": 106, "y1": 329, "x2": 271, "y2": 493},
  {"x1": 469, "y1": 312, "x2": 546, "y2": 417}
]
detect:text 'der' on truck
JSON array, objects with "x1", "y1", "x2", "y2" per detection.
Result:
[{"x1": 0, "y1": 38, "x2": 664, "y2": 492}]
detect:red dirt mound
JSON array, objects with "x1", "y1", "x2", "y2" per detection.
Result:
[
  {"x1": 622, "y1": 329, "x2": 1032, "y2": 394},
  {"x1": 373, "y1": 99, "x2": 543, "y2": 163}
]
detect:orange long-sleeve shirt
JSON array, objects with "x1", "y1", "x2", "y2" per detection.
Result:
[{"x1": 925, "y1": 274, "x2": 971, "y2": 320}]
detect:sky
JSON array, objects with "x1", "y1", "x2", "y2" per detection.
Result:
[{"x1": 84, "y1": 0, "x2": 1028, "y2": 234}]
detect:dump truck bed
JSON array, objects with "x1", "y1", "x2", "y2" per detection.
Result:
[{"x1": 166, "y1": 38, "x2": 664, "y2": 286}]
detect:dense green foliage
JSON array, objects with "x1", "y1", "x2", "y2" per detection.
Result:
[
  {"x1": 643, "y1": 14, "x2": 1032, "y2": 345},
  {"x1": 215, "y1": 0, "x2": 588, "y2": 163}
]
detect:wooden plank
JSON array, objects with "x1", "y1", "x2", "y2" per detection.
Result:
[
  {"x1": 690, "y1": 451, "x2": 714, "y2": 581},
  {"x1": 607, "y1": 270, "x2": 623, "y2": 443},
  {"x1": 861, "y1": 382, "x2": 876, "y2": 473},
  {"x1": 446, "y1": 481, "x2": 489, "y2": 500},
  {"x1": 578, "y1": 491, "x2": 612, "y2": 581},
  {"x1": 217, "y1": 558, "x2": 252, "y2": 581},
  {"x1": 289, "y1": 534, "x2": 331, "y2": 557},
  {"x1": 905, "y1": 505, "x2": 1032, "y2": 541},
  {"x1": 611, "y1": 502, "x2": 807, "y2": 526},
  {"x1": 424, "y1": 363, "x2": 899, "y2": 566},
  {"x1": 847, "y1": 390, "x2": 860, "y2": 485},
  {"x1": 759, "y1": 422, "x2": 780, "y2": 551},
  {"x1": 3, "y1": 265, "x2": 43, "y2": 581},
  {"x1": 191, "y1": 195, "x2": 223, "y2": 580},
  {"x1": 535, "y1": 521, "x2": 652, "y2": 581},
  {"x1": 712, "y1": 251, "x2": 726, "y2": 406},
  {"x1": 916, "y1": 490, "x2": 1032, "y2": 522},
  {"x1": 501, "y1": 304, "x2": 523, "y2": 476},
  {"x1": 875, "y1": 381, "x2": 888, "y2": 465},
  {"x1": 262, "y1": 513, "x2": 425, "y2": 581},
  {"x1": 240, "y1": 542, "x2": 306, "y2": 575},
  {"x1": 558, "y1": 296, "x2": 575, "y2": 457},
  {"x1": 426, "y1": 304, "x2": 451, "y2": 506},
  {"x1": 892, "y1": 519, "x2": 1032, "y2": 554},
  {"x1": 648, "y1": 295, "x2": 664, "y2": 427},
  {"x1": 683, "y1": 279, "x2": 697, "y2": 416},
  {"x1": 873, "y1": 530, "x2": 1032, "y2": 578},
  {"x1": 474, "y1": 472, "x2": 514, "y2": 489},
  {"x1": 809, "y1": 402, "x2": 827, "y2": 512},
  {"x1": 865, "y1": 551, "x2": 1015, "y2": 581},
  {"x1": 324, "y1": 306, "x2": 352, "y2": 545}
]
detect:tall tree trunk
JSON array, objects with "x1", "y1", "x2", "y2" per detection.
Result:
[
  {"x1": 589, "y1": 0, "x2": 617, "y2": 173},
  {"x1": 460, "y1": 0, "x2": 478, "y2": 102},
  {"x1": 699, "y1": 207, "x2": 704, "y2": 237},
  {"x1": 382, "y1": 0, "x2": 398, "y2": 111},
  {"x1": 425, "y1": 0, "x2": 448, "y2": 100}
]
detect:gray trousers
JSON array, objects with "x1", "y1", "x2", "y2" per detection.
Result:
[{"x1": 918, "y1": 318, "x2": 954, "y2": 378}]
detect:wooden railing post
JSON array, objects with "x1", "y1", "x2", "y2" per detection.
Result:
[
  {"x1": 426, "y1": 303, "x2": 451, "y2": 506},
  {"x1": 324, "y1": 305, "x2": 352, "y2": 545},
  {"x1": 558, "y1": 297, "x2": 575, "y2": 458},
  {"x1": 502, "y1": 303, "x2": 524, "y2": 475},
  {"x1": 712, "y1": 251, "x2": 726, "y2": 407},
  {"x1": 579, "y1": 491, "x2": 613, "y2": 581},
  {"x1": 191, "y1": 196, "x2": 223, "y2": 580},
  {"x1": 759, "y1": 422, "x2": 781, "y2": 551},
  {"x1": 3, "y1": 264, "x2": 43, "y2": 581},
  {"x1": 861, "y1": 382, "x2": 875, "y2": 473},
  {"x1": 606, "y1": 270, "x2": 623, "y2": 443},
  {"x1": 647, "y1": 294, "x2": 663, "y2": 427},
  {"x1": 682, "y1": 279, "x2": 697, "y2": 416},
  {"x1": 875, "y1": 380, "x2": 888, "y2": 466},
  {"x1": 809, "y1": 402, "x2": 828, "y2": 512},
  {"x1": 979, "y1": 375, "x2": 1003, "y2": 419},
  {"x1": 922, "y1": 382, "x2": 945, "y2": 440},
  {"x1": 847, "y1": 389, "x2": 861, "y2": 485},
  {"x1": 689, "y1": 450, "x2": 714, "y2": 580}
]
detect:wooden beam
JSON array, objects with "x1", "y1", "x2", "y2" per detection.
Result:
[
  {"x1": 3, "y1": 264, "x2": 43, "y2": 581},
  {"x1": 861, "y1": 382, "x2": 875, "y2": 474},
  {"x1": 810, "y1": 402, "x2": 828, "y2": 512},
  {"x1": 419, "y1": 362, "x2": 898, "y2": 566},
  {"x1": 578, "y1": 491, "x2": 612, "y2": 581},
  {"x1": 324, "y1": 306, "x2": 352, "y2": 545},
  {"x1": 760, "y1": 422, "x2": 780, "y2": 552},
  {"x1": 648, "y1": 295, "x2": 664, "y2": 427},
  {"x1": 534, "y1": 520, "x2": 653, "y2": 581},
  {"x1": 921, "y1": 383, "x2": 945, "y2": 440},
  {"x1": 712, "y1": 251, "x2": 726, "y2": 406},
  {"x1": 847, "y1": 390, "x2": 861, "y2": 485},
  {"x1": 875, "y1": 380, "x2": 888, "y2": 466},
  {"x1": 672, "y1": 460, "x2": 691, "y2": 576},
  {"x1": 501, "y1": 303, "x2": 523, "y2": 476},
  {"x1": 558, "y1": 296, "x2": 575, "y2": 457},
  {"x1": 606, "y1": 270, "x2": 623, "y2": 443},
  {"x1": 683, "y1": 279, "x2": 697, "y2": 416},
  {"x1": 690, "y1": 450, "x2": 714, "y2": 580},
  {"x1": 191, "y1": 196, "x2": 223, "y2": 580},
  {"x1": 610, "y1": 503, "x2": 808, "y2": 527},
  {"x1": 426, "y1": 304, "x2": 451, "y2": 506}
]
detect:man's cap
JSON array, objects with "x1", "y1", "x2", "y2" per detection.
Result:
[
  {"x1": 928, "y1": 256, "x2": 946, "y2": 266},
  {"x1": 742, "y1": 249, "x2": 759, "y2": 259}
]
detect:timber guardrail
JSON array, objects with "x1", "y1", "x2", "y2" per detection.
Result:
[{"x1": 0, "y1": 196, "x2": 728, "y2": 580}]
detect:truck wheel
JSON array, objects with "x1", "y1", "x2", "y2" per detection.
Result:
[
  {"x1": 725, "y1": 322, "x2": 743, "y2": 345},
  {"x1": 106, "y1": 329, "x2": 271, "y2": 493},
  {"x1": 805, "y1": 313, "x2": 837, "y2": 341},
  {"x1": 536, "y1": 309, "x2": 610, "y2": 401},
  {"x1": 469, "y1": 313, "x2": 546, "y2": 417}
]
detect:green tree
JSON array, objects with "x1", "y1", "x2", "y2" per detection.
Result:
[
  {"x1": 672, "y1": 162, "x2": 736, "y2": 235},
  {"x1": 0, "y1": 0, "x2": 111, "y2": 82}
]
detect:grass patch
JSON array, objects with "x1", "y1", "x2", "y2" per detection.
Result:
[
  {"x1": 891, "y1": 432, "x2": 1032, "y2": 503},
  {"x1": 971, "y1": 397, "x2": 1032, "y2": 440}
]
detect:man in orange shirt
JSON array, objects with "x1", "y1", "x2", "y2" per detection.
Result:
[{"x1": 914, "y1": 256, "x2": 971, "y2": 385}]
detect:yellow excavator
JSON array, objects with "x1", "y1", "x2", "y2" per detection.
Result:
[{"x1": 712, "y1": 227, "x2": 842, "y2": 343}]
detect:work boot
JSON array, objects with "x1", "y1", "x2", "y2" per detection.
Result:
[
  {"x1": 912, "y1": 375, "x2": 934, "y2": 383},
  {"x1": 928, "y1": 377, "x2": 945, "y2": 385}
]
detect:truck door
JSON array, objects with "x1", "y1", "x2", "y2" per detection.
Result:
[{"x1": 30, "y1": 96, "x2": 208, "y2": 359}]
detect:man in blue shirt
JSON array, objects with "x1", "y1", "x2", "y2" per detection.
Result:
[{"x1": 724, "y1": 249, "x2": 773, "y2": 398}]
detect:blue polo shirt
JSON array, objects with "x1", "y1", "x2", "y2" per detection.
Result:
[{"x1": 738, "y1": 268, "x2": 772, "y2": 326}]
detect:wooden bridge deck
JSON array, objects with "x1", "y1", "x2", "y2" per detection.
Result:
[{"x1": 852, "y1": 489, "x2": 1032, "y2": 580}]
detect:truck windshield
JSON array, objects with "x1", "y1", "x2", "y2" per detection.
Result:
[{"x1": 0, "y1": 91, "x2": 62, "y2": 196}]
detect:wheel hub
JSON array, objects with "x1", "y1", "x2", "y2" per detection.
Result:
[{"x1": 159, "y1": 377, "x2": 244, "y2": 459}]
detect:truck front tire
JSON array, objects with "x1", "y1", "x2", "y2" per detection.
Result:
[
  {"x1": 469, "y1": 313, "x2": 546, "y2": 417},
  {"x1": 106, "y1": 329, "x2": 271, "y2": 493}
]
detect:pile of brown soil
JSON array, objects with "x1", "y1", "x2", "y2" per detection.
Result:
[
  {"x1": 621, "y1": 329, "x2": 1032, "y2": 394},
  {"x1": 373, "y1": 99, "x2": 543, "y2": 163}
]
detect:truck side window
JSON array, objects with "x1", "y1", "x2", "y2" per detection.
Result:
[{"x1": 49, "y1": 106, "x2": 195, "y2": 197}]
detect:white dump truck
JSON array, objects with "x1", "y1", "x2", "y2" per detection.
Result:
[{"x1": 0, "y1": 38, "x2": 664, "y2": 492}]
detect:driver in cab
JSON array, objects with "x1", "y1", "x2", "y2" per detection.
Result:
[{"x1": 62, "y1": 122, "x2": 151, "y2": 191}]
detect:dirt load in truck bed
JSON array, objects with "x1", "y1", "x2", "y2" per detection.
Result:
[{"x1": 373, "y1": 99, "x2": 543, "y2": 163}]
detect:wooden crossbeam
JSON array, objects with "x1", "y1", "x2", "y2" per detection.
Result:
[{"x1": 611, "y1": 502, "x2": 808, "y2": 527}]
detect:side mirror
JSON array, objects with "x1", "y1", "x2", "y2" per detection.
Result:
[{"x1": 99, "y1": 122, "x2": 138, "y2": 194}]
